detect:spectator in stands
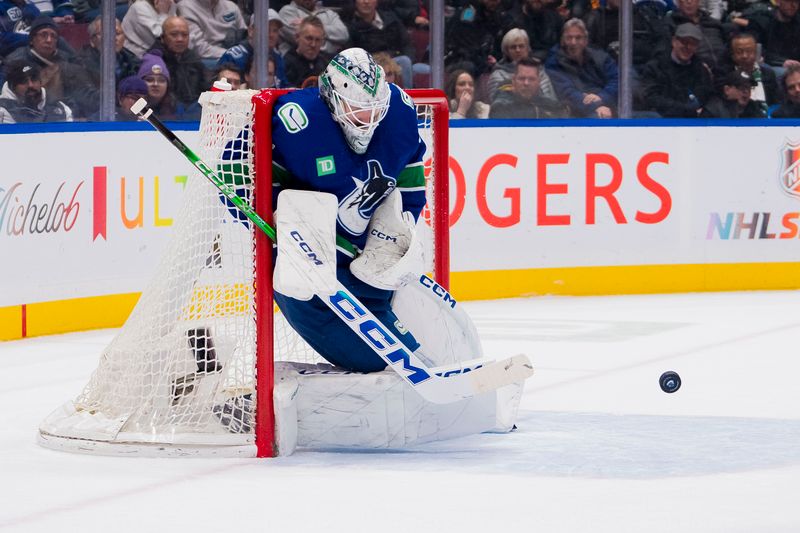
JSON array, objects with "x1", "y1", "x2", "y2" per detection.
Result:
[
  {"x1": 279, "y1": 0, "x2": 349, "y2": 56},
  {"x1": 177, "y1": 0, "x2": 246, "y2": 63},
  {"x1": 1, "y1": 0, "x2": 40, "y2": 57},
  {"x1": 630, "y1": 0, "x2": 672, "y2": 69},
  {"x1": 664, "y1": 0, "x2": 734, "y2": 72},
  {"x1": 243, "y1": 53, "x2": 276, "y2": 89},
  {"x1": 344, "y1": 0, "x2": 416, "y2": 88},
  {"x1": 700, "y1": 0, "x2": 724, "y2": 21},
  {"x1": 490, "y1": 57, "x2": 569, "y2": 118},
  {"x1": 380, "y1": 0, "x2": 429, "y2": 28},
  {"x1": 447, "y1": 68, "x2": 491, "y2": 118},
  {"x1": 218, "y1": 9, "x2": 288, "y2": 89},
  {"x1": 702, "y1": 69, "x2": 765, "y2": 116},
  {"x1": 138, "y1": 49, "x2": 175, "y2": 118},
  {"x1": 719, "y1": 32, "x2": 779, "y2": 114},
  {"x1": 4, "y1": 15, "x2": 97, "y2": 117},
  {"x1": 584, "y1": 0, "x2": 620, "y2": 57},
  {"x1": 147, "y1": 16, "x2": 208, "y2": 115},
  {"x1": 560, "y1": 0, "x2": 588, "y2": 20},
  {"x1": 283, "y1": 15, "x2": 330, "y2": 87},
  {"x1": 0, "y1": 60, "x2": 72, "y2": 122},
  {"x1": 373, "y1": 50, "x2": 402, "y2": 85},
  {"x1": 213, "y1": 61, "x2": 242, "y2": 89},
  {"x1": 80, "y1": 17, "x2": 140, "y2": 87},
  {"x1": 488, "y1": 27, "x2": 557, "y2": 102},
  {"x1": 115, "y1": 74, "x2": 147, "y2": 120},
  {"x1": 545, "y1": 18, "x2": 618, "y2": 118},
  {"x1": 72, "y1": 0, "x2": 129, "y2": 23},
  {"x1": 29, "y1": 0, "x2": 73, "y2": 23},
  {"x1": 771, "y1": 63, "x2": 800, "y2": 117},
  {"x1": 736, "y1": 0, "x2": 800, "y2": 74},
  {"x1": 639, "y1": 23, "x2": 715, "y2": 117},
  {"x1": 511, "y1": 0, "x2": 563, "y2": 61},
  {"x1": 445, "y1": 0, "x2": 512, "y2": 76},
  {"x1": 122, "y1": 0, "x2": 176, "y2": 59}
]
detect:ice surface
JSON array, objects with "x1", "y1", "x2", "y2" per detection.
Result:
[{"x1": 1, "y1": 291, "x2": 799, "y2": 532}]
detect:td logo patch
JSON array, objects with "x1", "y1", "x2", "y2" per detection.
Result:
[
  {"x1": 316, "y1": 156, "x2": 336, "y2": 176},
  {"x1": 277, "y1": 102, "x2": 309, "y2": 133}
]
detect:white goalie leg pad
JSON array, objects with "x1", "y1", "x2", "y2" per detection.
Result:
[
  {"x1": 273, "y1": 362, "x2": 523, "y2": 453},
  {"x1": 274, "y1": 190, "x2": 338, "y2": 300},
  {"x1": 350, "y1": 189, "x2": 424, "y2": 290},
  {"x1": 391, "y1": 278, "x2": 483, "y2": 367}
]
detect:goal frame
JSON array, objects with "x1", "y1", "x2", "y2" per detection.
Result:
[{"x1": 251, "y1": 89, "x2": 450, "y2": 457}]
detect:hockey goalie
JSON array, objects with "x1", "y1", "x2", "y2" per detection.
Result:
[
  {"x1": 37, "y1": 47, "x2": 530, "y2": 458},
  {"x1": 262, "y1": 48, "x2": 529, "y2": 454}
]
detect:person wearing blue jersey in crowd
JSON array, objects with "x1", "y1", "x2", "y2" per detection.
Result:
[
  {"x1": 1, "y1": 0, "x2": 40, "y2": 58},
  {"x1": 269, "y1": 47, "x2": 427, "y2": 373}
]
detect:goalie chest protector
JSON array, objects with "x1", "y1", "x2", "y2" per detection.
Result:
[{"x1": 270, "y1": 86, "x2": 427, "y2": 248}]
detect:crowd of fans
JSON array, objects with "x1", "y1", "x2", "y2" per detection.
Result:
[{"x1": 2, "y1": 0, "x2": 800, "y2": 123}]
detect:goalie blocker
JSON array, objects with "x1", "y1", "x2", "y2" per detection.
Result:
[{"x1": 271, "y1": 190, "x2": 524, "y2": 453}]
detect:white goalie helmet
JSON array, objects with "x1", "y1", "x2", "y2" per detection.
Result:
[{"x1": 319, "y1": 47, "x2": 391, "y2": 154}]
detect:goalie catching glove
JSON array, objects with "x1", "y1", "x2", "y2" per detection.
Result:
[{"x1": 350, "y1": 189, "x2": 425, "y2": 290}]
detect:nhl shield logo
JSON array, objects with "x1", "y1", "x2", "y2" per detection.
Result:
[{"x1": 779, "y1": 140, "x2": 800, "y2": 198}]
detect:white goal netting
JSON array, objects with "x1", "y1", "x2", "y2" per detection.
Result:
[{"x1": 38, "y1": 88, "x2": 446, "y2": 457}]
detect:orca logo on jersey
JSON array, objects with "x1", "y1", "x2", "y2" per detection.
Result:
[
  {"x1": 337, "y1": 160, "x2": 395, "y2": 235},
  {"x1": 328, "y1": 291, "x2": 431, "y2": 384},
  {"x1": 277, "y1": 103, "x2": 309, "y2": 133}
]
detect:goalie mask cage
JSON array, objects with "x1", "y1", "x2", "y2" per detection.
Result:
[{"x1": 38, "y1": 89, "x2": 450, "y2": 458}]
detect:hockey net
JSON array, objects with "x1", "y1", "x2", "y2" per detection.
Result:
[{"x1": 38, "y1": 88, "x2": 450, "y2": 457}]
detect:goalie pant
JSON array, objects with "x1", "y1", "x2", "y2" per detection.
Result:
[{"x1": 273, "y1": 249, "x2": 420, "y2": 373}]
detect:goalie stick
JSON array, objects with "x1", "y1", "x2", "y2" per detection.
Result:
[{"x1": 131, "y1": 97, "x2": 533, "y2": 404}]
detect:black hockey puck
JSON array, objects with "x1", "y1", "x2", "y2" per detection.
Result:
[{"x1": 659, "y1": 371, "x2": 681, "y2": 393}]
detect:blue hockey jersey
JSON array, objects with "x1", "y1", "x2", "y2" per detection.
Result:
[{"x1": 270, "y1": 85, "x2": 427, "y2": 252}]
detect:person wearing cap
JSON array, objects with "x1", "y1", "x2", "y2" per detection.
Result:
[
  {"x1": 771, "y1": 64, "x2": 800, "y2": 118},
  {"x1": 664, "y1": 0, "x2": 733, "y2": 71},
  {"x1": 146, "y1": 16, "x2": 208, "y2": 114},
  {"x1": 115, "y1": 74, "x2": 148, "y2": 120},
  {"x1": 702, "y1": 69, "x2": 765, "y2": 117},
  {"x1": 279, "y1": 0, "x2": 349, "y2": 56},
  {"x1": 544, "y1": 18, "x2": 618, "y2": 118},
  {"x1": 121, "y1": 0, "x2": 177, "y2": 59},
  {"x1": 176, "y1": 0, "x2": 246, "y2": 62},
  {"x1": 0, "y1": 60, "x2": 72, "y2": 123},
  {"x1": 138, "y1": 50, "x2": 176, "y2": 118},
  {"x1": 4, "y1": 15, "x2": 97, "y2": 118},
  {"x1": 639, "y1": 23, "x2": 715, "y2": 117},
  {"x1": 217, "y1": 9, "x2": 288, "y2": 89}
]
